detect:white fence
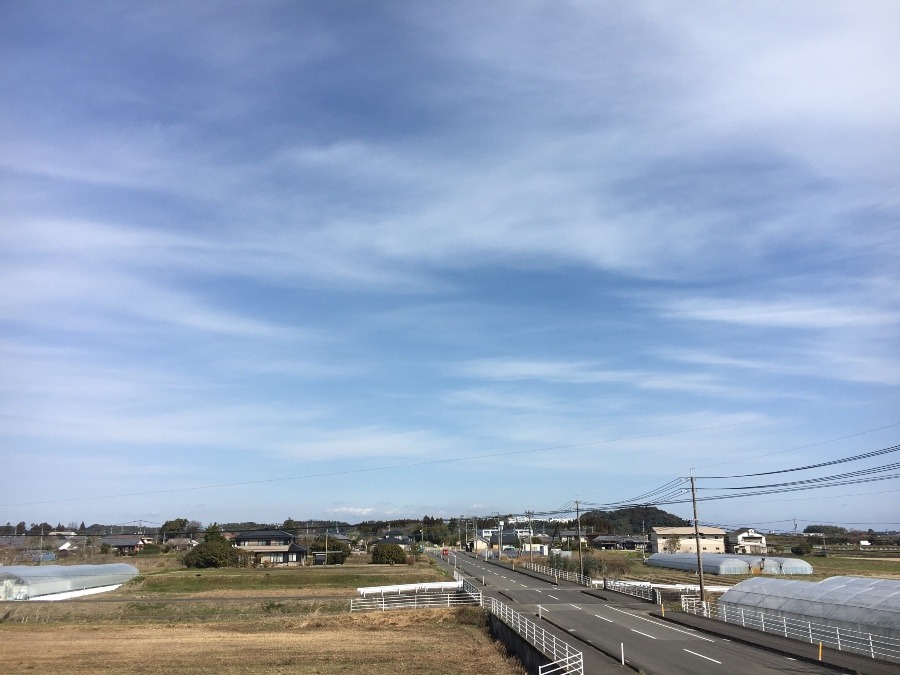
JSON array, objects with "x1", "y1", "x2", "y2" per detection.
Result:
[
  {"x1": 351, "y1": 579, "x2": 479, "y2": 612},
  {"x1": 522, "y1": 562, "x2": 594, "y2": 588},
  {"x1": 489, "y1": 597, "x2": 583, "y2": 675},
  {"x1": 681, "y1": 597, "x2": 900, "y2": 664},
  {"x1": 603, "y1": 579, "x2": 658, "y2": 603},
  {"x1": 351, "y1": 591, "x2": 478, "y2": 612},
  {"x1": 454, "y1": 569, "x2": 484, "y2": 605}
]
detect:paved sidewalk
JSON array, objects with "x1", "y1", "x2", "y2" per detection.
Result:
[{"x1": 651, "y1": 610, "x2": 898, "y2": 675}]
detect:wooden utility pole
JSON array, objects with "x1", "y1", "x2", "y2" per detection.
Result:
[{"x1": 690, "y1": 472, "x2": 706, "y2": 603}]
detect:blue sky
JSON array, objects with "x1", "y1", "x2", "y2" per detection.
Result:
[{"x1": 2, "y1": 2, "x2": 898, "y2": 531}]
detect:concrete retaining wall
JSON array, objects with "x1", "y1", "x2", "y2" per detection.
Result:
[{"x1": 489, "y1": 614, "x2": 552, "y2": 674}]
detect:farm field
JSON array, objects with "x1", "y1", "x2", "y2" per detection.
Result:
[
  {"x1": 0, "y1": 558, "x2": 524, "y2": 674},
  {"x1": 0, "y1": 609, "x2": 524, "y2": 675}
]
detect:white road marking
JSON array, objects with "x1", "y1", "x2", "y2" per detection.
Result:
[
  {"x1": 603, "y1": 605, "x2": 715, "y2": 642},
  {"x1": 631, "y1": 629, "x2": 657, "y2": 640},
  {"x1": 684, "y1": 649, "x2": 721, "y2": 664},
  {"x1": 548, "y1": 594, "x2": 559, "y2": 600},
  {"x1": 594, "y1": 615, "x2": 614, "y2": 623}
]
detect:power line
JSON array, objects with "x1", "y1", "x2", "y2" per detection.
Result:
[{"x1": 699, "y1": 444, "x2": 900, "y2": 479}]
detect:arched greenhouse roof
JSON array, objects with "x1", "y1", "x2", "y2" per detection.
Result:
[
  {"x1": 0, "y1": 563, "x2": 138, "y2": 600},
  {"x1": 719, "y1": 576, "x2": 900, "y2": 638},
  {"x1": 647, "y1": 553, "x2": 812, "y2": 575},
  {"x1": 647, "y1": 553, "x2": 749, "y2": 575}
]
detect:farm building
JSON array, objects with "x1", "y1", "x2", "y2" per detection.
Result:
[
  {"x1": 0, "y1": 563, "x2": 138, "y2": 600},
  {"x1": 647, "y1": 553, "x2": 813, "y2": 575},
  {"x1": 719, "y1": 576, "x2": 900, "y2": 643},
  {"x1": 650, "y1": 526, "x2": 726, "y2": 554}
]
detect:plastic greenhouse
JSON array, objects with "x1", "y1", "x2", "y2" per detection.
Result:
[
  {"x1": 0, "y1": 563, "x2": 138, "y2": 601},
  {"x1": 719, "y1": 576, "x2": 900, "y2": 642},
  {"x1": 647, "y1": 553, "x2": 813, "y2": 575}
]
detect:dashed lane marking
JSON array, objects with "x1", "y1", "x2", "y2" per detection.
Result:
[
  {"x1": 602, "y1": 605, "x2": 715, "y2": 642},
  {"x1": 631, "y1": 629, "x2": 657, "y2": 640}
]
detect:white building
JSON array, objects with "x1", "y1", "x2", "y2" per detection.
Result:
[
  {"x1": 650, "y1": 526, "x2": 726, "y2": 554},
  {"x1": 726, "y1": 528, "x2": 767, "y2": 554}
]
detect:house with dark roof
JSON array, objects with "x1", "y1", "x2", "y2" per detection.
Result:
[
  {"x1": 100, "y1": 535, "x2": 145, "y2": 555},
  {"x1": 590, "y1": 535, "x2": 649, "y2": 551},
  {"x1": 371, "y1": 535, "x2": 413, "y2": 551},
  {"x1": 233, "y1": 529, "x2": 308, "y2": 566}
]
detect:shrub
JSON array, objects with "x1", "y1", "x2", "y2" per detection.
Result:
[
  {"x1": 791, "y1": 541, "x2": 813, "y2": 556},
  {"x1": 183, "y1": 540, "x2": 238, "y2": 568},
  {"x1": 371, "y1": 543, "x2": 406, "y2": 565}
]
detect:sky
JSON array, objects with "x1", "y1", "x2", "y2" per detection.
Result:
[{"x1": 1, "y1": 2, "x2": 898, "y2": 533}]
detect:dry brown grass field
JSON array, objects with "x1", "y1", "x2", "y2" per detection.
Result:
[
  {"x1": 0, "y1": 609, "x2": 525, "y2": 675},
  {"x1": 0, "y1": 556, "x2": 525, "y2": 675}
]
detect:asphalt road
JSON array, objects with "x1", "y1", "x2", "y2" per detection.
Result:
[{"x1": 440, "y1": 552, "x2": 845, "y2": 675}]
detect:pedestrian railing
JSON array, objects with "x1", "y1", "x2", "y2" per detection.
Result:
[
  {"x1": 351, "y1": 590, "x2": 479, "y2": 612},
  {"x1": 604, "y1": 578, "x2": 658, "y2": 603},
  {"x1": 453, "y1": 569, "x2": 483, "y2": 606},
  {"x1": 680, "y1": 597, "x2": 900, "y2": 663},
  {"x1": 488, "y1": 597, "x2": 583, "y2": 675},
  {"x1": 522, "y1": 562, "x2": 593, "y2": 587}
]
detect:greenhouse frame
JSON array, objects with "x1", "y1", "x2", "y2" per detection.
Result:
[
  {"x1": 647, "y1": 552, "x2": 813, "y2": 575},
  {"x1": 719, "y1": 576, "x2": 900, "y2": 641},
  {"x1": 0, "y1": 563, "x2": 138, "y2": 601}
]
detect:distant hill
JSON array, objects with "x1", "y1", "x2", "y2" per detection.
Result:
[{"x1": 581, "y1": 506, "x2": 689, "y2": 534}]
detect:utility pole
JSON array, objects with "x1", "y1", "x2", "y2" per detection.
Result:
[
  {"x1": 527, "y1": 510, "x2": 534, "y2": 564},
  {"x1": 576, "y1": 500, "x2": 584, "y2": 578},
  {"x1": 690, "y1": 472, "x2": 706, "y2": 603}
]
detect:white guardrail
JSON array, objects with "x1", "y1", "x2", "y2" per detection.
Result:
[
  {"x1": 522, "y1": 562, "x2": 594, "y2": 588},
  {"x1": 603, "y1": 579, "x2": 658, "y2": 603},
  {"x1": 489, "y1": 597, "x2": 583, "y2": 675},
  {"x1": 351, "y1": 579, "x2": 480, "y2": 612},
  {"x1": 681, "y1": 597, "x2": 900, "y2": 664}
]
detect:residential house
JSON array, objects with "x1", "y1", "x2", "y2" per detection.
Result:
[
  {"x1": 726, "y1": 528, "x2": 767, "y2": 554},
  {"x1": 650, "y1": 526, "x2": 726, "y2": 554},
  {"x1": 590, "y1": 535, "x2": 649, "y2": 551},
  {"x1": 371, "y1": 535, "x2": 413, "y2": 551},
  {"x1": 100, "y1": 535, "x2": 145, "y2": 555},
  {"x1": 164, "y1": 538, "x2": 198, "y2": 552},
  {"x1": 467, "y1": 536, "x2": 491, "y2": 554},
  {"x1": 233, "y1": 529, "x2": 308, "y2": 567},
  {"x1": 489, "y1": 531, "x2": 521, "y2": 553}
]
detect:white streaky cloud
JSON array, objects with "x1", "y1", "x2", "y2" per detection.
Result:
[
  {"x1": 441, "y1": 388, "x2": 569, "y2": 414},
  {"x1": 273, "y1": 427, "x2": 460, "y2": 462},
  {"x1": 453, "y1": 358, "x2": 755, "y2": 398},
  {"x1": 325, "y1": 506, "x2": 375, "y2": 518},
  {"x1": 639, "y1": 2, "x2": 900, "y2": 184},
  {"x1": 662, "y1": 297, "x2": 898, "y2": 329},
  {"x1": 0, "y1": 258, "x2": 301, "y2": 341}
]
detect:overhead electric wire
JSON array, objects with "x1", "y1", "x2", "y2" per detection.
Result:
[
  {"x1": 708, "y1": 462, "x2": 900, "y2": 490},
  {"x1": 699, "y1": 444, "x2": 900, "y2": 479}
]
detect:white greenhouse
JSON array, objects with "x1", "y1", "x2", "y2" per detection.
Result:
[
  {"x1": 720, "y1": 576, "x2": 900, "y2": 640},
  {"x1": 647, "y1": 553, "x2": 812, "y2": 575},
  {"x1": 716, "y1": 576, "x2": 900, "y2": 662},
  {"x1": 0, "y1": 563, "x2": 138, "y2": 600}
]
